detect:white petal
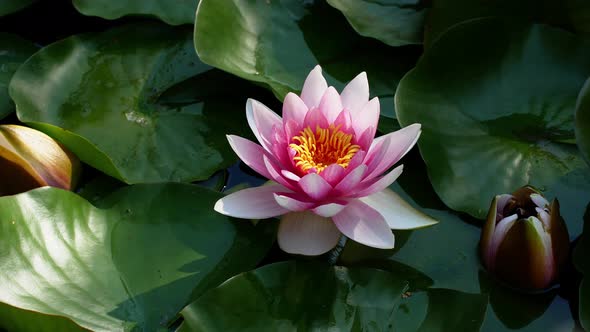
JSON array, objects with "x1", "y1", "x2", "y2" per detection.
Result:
[
  {"x1": 360, "y1": 188, "x2": 437, "y2": 229},
  {"x1": 278, "y1": 211, "x2": 342, "y2": 256},
  {"x1": 214, "y1": 184, "x2": 288, "y2": 219},
  {"x1": 300, "y1": 65, "x2": 328, "y2": 109},
  {"x1": 340, "y1": 71, "x2": 369, "y2": 116},
  {"x1": 333, "y1": 199, "x2": 395, "y2": 249}
]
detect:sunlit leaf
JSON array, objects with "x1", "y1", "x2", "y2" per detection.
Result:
[{"x1": 0, "y1": 184, "x2": 275, "y2": 331}]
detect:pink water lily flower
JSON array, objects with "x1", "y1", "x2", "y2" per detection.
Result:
[{"x1": 215, "y1": 66, "x2": 436, "y2": 255}]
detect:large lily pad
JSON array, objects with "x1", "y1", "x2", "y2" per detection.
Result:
[
  {"x1": 0, "y1": 0, "x2": 37, "y2": 16},
  {"x1": 326, "y1": 0, "x2": 427, "y2": 46},
  {"x1": 424, "y1": 0, "x2": 590, "y2": 47},
  {"x1": 194, "y1": 0, "x2": 419, "y2": 120},
  {"x1": 10, "y1": 23, "x2": 248, "y2": 184},
  {"x1": 339, "y1": 151, "x2": 577, "y2": 331},
  {"x1": 178, "y1": 261, "x2": 408, "y2": 331},
  {"x1": 72, "y1": 0, "x2": 198, "y2": 25},
  {"x1": 0, "y1": 33, "x2": 37, "y2": 119},
  {"x1": 396, "y1": 18, "x2": 590, "y2": 219},
  {"x1": 0, "y1": 183, "x2": 275, "y2": 331}
]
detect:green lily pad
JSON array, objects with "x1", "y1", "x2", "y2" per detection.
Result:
[
  {"x1": 424, "y1": 0, "x2": 590, "y2": 47},
  {"x1": 576, "y1": 77, "x2": 590, "y2": 166},
  {"x1": 396, "y1": 18, "x2": 590, "y2": 219},
  {"x1": 339, "y1": 150, "x2": 577, "y2": 330},
  {"x1": 574, "y1": 204, "x2": 590, "y2": 330},
  {"x1": 178, "y1": 261, "x2": 408, "y2": 331},
  {"x1": 10, "y1": 23, "x2": 248, "y2": 184},
  {"x1": 194, "y1": 0, "x2": 419, "y2": 121},
  {"x1": 72, "y1": 0, "x2": 198, "y2": 25},
  {"x1": 0, "y1": 302, "x2": 84, "y2": 332},
  {"x1": 0, "y1": 183, "x2": 275, "y2": 331},
  {"x1": 326, "y1": 0, "x2": 427, "y2": 46},
  {"x1": 0, "y1": 33, "x2": 37, "y2": 120},
  {"x1": 0, "y1": 0, "x2": 37, "y2": 16}
]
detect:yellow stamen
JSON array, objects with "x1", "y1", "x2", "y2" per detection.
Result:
[{"x1": 290, "y1": 125, "x2": 360, "y2": 173}]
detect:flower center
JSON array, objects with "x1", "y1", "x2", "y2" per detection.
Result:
[{"x1": 289, "y1": 125, "x2": 360, "y2": 173}]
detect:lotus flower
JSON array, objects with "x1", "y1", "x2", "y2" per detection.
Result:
[
  {"x1": 480, "y1": 186, "x2": 569, "y2": 290},
  {"x1": 214, "y1": 66, "x2": 436, "y2": 255}
]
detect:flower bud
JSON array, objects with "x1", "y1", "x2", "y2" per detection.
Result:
[
  {"x1": 480, "y1": 186, "x2": 569, "y2": 290},
  {"x1": 0, "y1": 125, "x2": 80, "y2": 195}
]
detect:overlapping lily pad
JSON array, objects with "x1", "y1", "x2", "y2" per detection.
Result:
[
  {"x1": 0, "y1": 33, "x2": 37, "y2": 119},
  {"x1": 326, "y1": 0, "x2": 426, "y2": 46},
  {"x1": 194, "y1": 0, "x2": 419, "y2": 121},
  {"x1": 396, "y1": 18, "x2": 590, "y2": 219},
  {"x1": 10, "y1": 23, "x2": 249, "y2": 184},
  {"x1": 0, "y1": 0, "x2": 37, "y2": 16},
  {"x1": 424, "y1": 0, "x2": 590, "y2": 47},
  {"x1": 0, "y1": 183, "x2": 275, "y2": 331},
  {"x1": 72, "y1": 0, "x2": 198, "y2": 25},
  {"x1": 178, "y1": 261, "x2": 408, "y2": 331}
]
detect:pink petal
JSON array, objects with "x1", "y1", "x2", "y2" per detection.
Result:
[
  {"x1": 303, "y1": 107, "x2": 329, "y2": 130},
  {"x1": 300, "y1": 65, "x2": 328, "y2": 109},
  {"x1": 487, "y1": 214, "x2": 518, "y2": 269},
  {"x1": 365, "y1": 123, "x2": 421, "y2": 179},
  {"x1": 283, "y1": 92, "x2": 308, "y2": 126},
  {"x1": 320, "y1": 164, "x2": 346, "y2": 186},
  {"x1": 355, "y1": 127, "x2": 376, "y2": 153},
  {"x1": 352, "y1": 97, "x2": 380, "y2": 138},
  {"x1": 312, "y1": 201, "x2": 348, "y2": 217},
  {"x1": 246, "y1": 99, "x2": 283, "y2": 152},
  {"x1": 214, "y1": 184, "x2": 289, "y2": 219},
  {"x1": 360, "y1": 188, "x2": 437, "y2": 229},
  {"x1": 332, "y1": 199, "x2": 395, "y2": 249},
  {"x1": 226, "y1": 135, "x2": 272, "y2": 180},
  {"x1": 274, "y1": 192, "x2": 315, "y2": 211},
  {"x1": 334, "y1": 164, "x2": 368, "y2": 194},
  {"x1": 318, "y1": 86, "x2": 343, "y2": 123},
  {"x1": 278, "y1": 211, "x2": 341, "y2": 256},
  {"x1": 354, "y1": 165, "x2": 403, "y2": 197},
  {"x1": 333, "y1": 110, "x2": 353, "y2": 133},
  {"x1": 281, "y1": 170, "x2": 301, "y2": 181},
  {"x1": 263, "y1": 155, "x2": 297, "y2": 191},
  {"x1": 298, "y1": 172, "x2": 333, "y2": 201},
  {"x1": 345, "y1": 150, "x2": 367, "y2": 172},
  {"x1": 340, "y1": 72, "x2": 369, "y2": 117}
]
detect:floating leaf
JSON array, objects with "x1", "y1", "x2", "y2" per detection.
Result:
[
  {"x1": 326, "y1": 0, "x2": 426, "y2": 46},
  {"x1": 72, "y1": 0, "x2": 198, "y2": 25},
  {"x1": 194, "y1": 0, "x2": 419, "y2": 122},
  {"x1": 0, "y1": 0, "x2": 37, "y2": 16},
  {"x1": 0, "y1": 183, "x2": 275, "y2": 331},
  {"x1": 0, "y1": 33, "x2": 37, "y2": 119},
  {"x1": 396, "y1": 18, "x2": 590, "y2": 218},
  {"x1": 178, "y1": 261, "x2": 408, "y2": 331},
  {"x1": 10, "y1": 23, "x2": 249, "y2": 184}
]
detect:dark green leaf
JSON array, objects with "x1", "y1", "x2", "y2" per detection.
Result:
[
  {"x1": 0, "y1": 183, "x2": 275, "y2": 331},
  {"x1": 0, "y1": 0, "x2": 37, "y2": 16},
  {"x1": 72, "y1": 0, "x2": 198, "y2": 25},
  {"x1": 194, "y1": 0, "x2": 419, "y2": 122},
  {"x1": 10, "y1": 23, "x2": 248, "y2": 184},
  {"x1": 396, "y1": 18, "x2": 590, "y2": 218},
  {"x1": 326, "y1": 0, "x2": 426, "y2": 46},
  {"x1": 0, "y1": 33, "x2": 37, "y2": 119},
  {"x1": 178, "y1": 261, "x2": 408, "y2": 332}
]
